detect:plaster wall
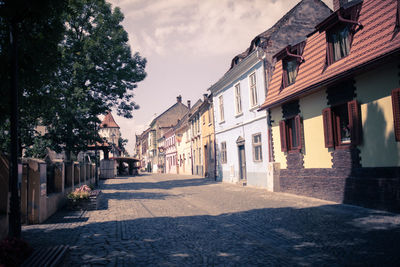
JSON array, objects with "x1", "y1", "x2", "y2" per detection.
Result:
[
  {"x1": 356, "y1": 61, "x2": 400, "y2": 167},
  {"x1": 300, "y1": 90, "x2": 332, "y2": 168},
  {"x1": 213, "y1": 60, "x2": 269, "y2": 186},
  {"x1": 177, "y1": 128, "x2": 192, "y2": 175},
  {"x1": 270, "y1": 106, "x2": 287, "y2": 169},
  {"x1": 215, "y1": 117, "x2": 269, "y2": 186},
  {"x1": 213, "y1": 61, "x2": 265, "y2": 133}
]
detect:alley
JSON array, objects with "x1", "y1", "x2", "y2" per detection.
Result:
[{"x1": 23, "y1": 174, "x2": 400, "y2": 266}]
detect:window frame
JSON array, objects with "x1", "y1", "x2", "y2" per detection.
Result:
[
  {"x1": 326, "y1": 23, "x2": 352, "y2": 65},
  {"x1": 248, "y1": 72, "x2": 258, "y2": 108},
  {"x1": 322, "y1": 100, "x2": 361, "y2": 149},
  {"x1": 234, "y1": 82, "x2": 243, "y2": 115},
  {"x1": 391, "y1": 88, "x2": 400, "y2": 141},
  {"x1": 221, "y1": 141, "x2": 227, "y2": 164},
  {"x1": 219, "y1": 95, "x2": 225, "y2": 123},
  {"x1": 252, "y1": 133, "x2": 263, "y2": 162},
  {"x1": 279, "y1": 115, "x2": 303, "y2": 153}
]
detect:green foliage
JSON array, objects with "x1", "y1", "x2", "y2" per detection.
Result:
[
  {"x1": 0, "y1": 0, "x2": 67, "y2": 155},
  {"x1": 24, "y1": 136, "x2": 51, "y2": 159},
  {"x1": 0, "y1": 0, "x2": 146, "y2": 159},
  {"x1": 43, "y1": 0, "x2": 146, "y2": 159}
]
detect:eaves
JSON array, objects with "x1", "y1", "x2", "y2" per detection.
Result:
[{"x1": 208, "y1": 49, "x2": 263, "y2": 95}]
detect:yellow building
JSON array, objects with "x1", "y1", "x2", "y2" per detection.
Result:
[
  {"x1": 199, "y1": 95, "x2": 216, "y2": 179},
  {"x1": 259, "y1": 0, "x2": 400, "y2": 212}
]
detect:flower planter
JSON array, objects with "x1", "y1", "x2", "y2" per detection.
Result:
[{"x1": 67, "y1": 190, "x2": 101, "y2": 211}]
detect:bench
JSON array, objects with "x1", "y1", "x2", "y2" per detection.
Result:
[{"x1": 22, "y1": 245, "x2": 69, "y2": 267}]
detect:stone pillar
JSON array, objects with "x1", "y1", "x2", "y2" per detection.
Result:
[
  {"x1": 26, "y1": 159, "x2": 47, "y2": 224},
  {"x1": 54, "y1": 161, "x2": 64, "y2": 193},
  {"x1": 267, "y1": 162, "x2": 281, "y2": 192},
  {"x1": 80, "y1": 163, "x2": 86, "y2": 185},
  {"x1": 64, "y1": 162, "x2": 74, "y2": 190},
  {"x1": 74, "y1": 162, "x2": 80, "y2": 187},
  {"x1": 85, "y1": 163, "x2": 90, "y2": 182}
]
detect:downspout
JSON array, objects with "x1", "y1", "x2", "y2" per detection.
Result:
[{"x1": 257, "y1": 48, "x2": 273, "y2": 163}]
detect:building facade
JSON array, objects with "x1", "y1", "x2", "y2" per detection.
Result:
[
  {"x1": 148, "y1": 96, "x2": 189, "y2": 173},
  {"x1": 259, "y1": 0, "x2": 400, "y2": 212},
  {"x1": 209, "y1": 0, "x2": 331, "y2": 187}
]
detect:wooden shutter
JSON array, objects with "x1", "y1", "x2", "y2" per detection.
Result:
[
  {"x1": 279, "y1": 120, "x2": 288, "y2": 152},
  {"x1": 282, "y1": 63, "x2": 288, "y2": 88},
  {"x1": 326, "y1": 41, "x2": 333, "y2": 65},
  {"x1": 294, "y1": 115, "x2": 303, "y2": 150},
  {"x1": 322, "y1": 107, "x2": 334, "y2": 148},
  {"x1": 348, "y1": 100, "x2": 361, "y2": 146},
  {"x1": 392, "y1": 88, "x2": 400, "y2": 141}
]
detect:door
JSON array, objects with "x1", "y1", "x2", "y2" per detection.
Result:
[{"x1": 238, "y1": 145, "x2": 246, "y2": 180}]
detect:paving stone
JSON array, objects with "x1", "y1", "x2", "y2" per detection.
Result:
[{"x1": 21, "y1": 173, "x2": 400, "y2": 266}]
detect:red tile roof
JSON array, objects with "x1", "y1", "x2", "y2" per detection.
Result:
[
  {"x1": 100, "y1": 111, "x2": 120, "y2": 128},
  {"x1": 260, "y1": 0, "x2": 400, "y2": 110}
]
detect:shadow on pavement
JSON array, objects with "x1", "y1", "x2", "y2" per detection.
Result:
[
  {"x1": 22, "y1": 204, "x2": 400, "y2": 266},
  {"x1": 100, "y1": 177, "x2": 214, "y2": 191}
]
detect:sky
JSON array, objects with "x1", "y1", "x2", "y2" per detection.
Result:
[{"x1": 106, "y1": 0, "x2": 333, "y2": 155}]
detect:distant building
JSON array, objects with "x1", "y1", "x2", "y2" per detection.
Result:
[
  {"x1": 99, "y1": 111, "x2": 121, "y2": 159},
  {"x1": 147, "y1": 96, "x2": 189, "y2": 173},
  {"x1": 175, "y1": 100, "x2": 202, "y2": 175}
]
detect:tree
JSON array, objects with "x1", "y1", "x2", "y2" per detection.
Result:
[
  {"x1": 42, "y1": 0, "x2": 146, "y2": 160},
  {"x1": 0, "y1": 0, "x2": 67, "y2": 155},
  {"x1": 118, "y1": 137, "x2": 129, "y2": 156}
]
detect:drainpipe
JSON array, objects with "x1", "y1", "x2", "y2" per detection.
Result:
[{"x1": 257, "y1": 48, "x2": 273, "y2": 163}]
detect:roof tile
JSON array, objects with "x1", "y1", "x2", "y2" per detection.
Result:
[{"x1": 260, "y1": 0, "x2": 400, "y2": 110}]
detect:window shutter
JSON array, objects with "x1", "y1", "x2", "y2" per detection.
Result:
[
  {"x1": 326, "y1": 41, "x2": 333, "y2": 65},
  {"x1": 279, "y1": 120, "x2": 288, "y2": 152},
  {"x1": 391, "y1": 88, "x2": 400, "y2": 141},
  {"x1": 348, "y1": 100, "x2": 362, "y2": 146},
  {"x1": 322, "y1": 107, "x2": 334, "y2": 148},
  {"x1": 294, "y1": 115, "x2": 303, "y2": 150},
  {"x1": 282, "y1": 64, "x2": 288, "y2": 88}
]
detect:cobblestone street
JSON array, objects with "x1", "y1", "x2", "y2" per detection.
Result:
[{"x1": 23, "y1": 173, "x2": 400, "y2": 266}]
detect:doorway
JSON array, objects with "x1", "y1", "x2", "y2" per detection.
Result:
[{"x1": 238, "y1": 144, "x2": 246, "y2": 180}]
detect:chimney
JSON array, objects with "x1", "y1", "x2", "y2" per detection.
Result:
[
  {"x1": 187, "y1": 100, "x2": 191, "y2": 109},
  {"x1": 177, "y1": 95, "x2": 182, "y2": 103},
  {"x1": 203, "y1": 94, "x2": 208, "y2": 101}
]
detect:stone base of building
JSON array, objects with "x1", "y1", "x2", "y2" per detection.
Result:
[{"x1": 279, "y1": 167, "x2": 400, "y2": 213}]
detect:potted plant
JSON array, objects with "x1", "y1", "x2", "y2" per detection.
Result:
[{"x1": 67, "y1": 185, "x2": 101, "y2": 211}]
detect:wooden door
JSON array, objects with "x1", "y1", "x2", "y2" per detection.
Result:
[{"x1": 238, "y1": 145, "x2": 246, "y2": 180}]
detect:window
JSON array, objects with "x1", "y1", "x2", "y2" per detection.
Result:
[
  {"x1": 197, "y1": 115, "x2": 200, "y2": 133},
  {"x1": 279, "y1": 115, "x2": 302, "y2": 152},
  {"x1": 391, "y1": 88, "x2": 400, "y2": 141},
  {"x1": 219, "y1": 95, "x2": 225, "y2": 122},
  {"x1": 203, "y1": 115, "x2": 205, "y2": 125},
  {"x1": 221, "y1": 142, "x2": 227, "y2": 163},
  {"x1": 283, "y1": 59, "x2": 298, "y2": 87},
  {"x1": 252, "y1": 133, "x2": 262, "y2": 162},
  {"x1": 208, "y1": 106, "x2": 212, "y2": 125},
  {"x1": 327, "y1": 24, "x2": 351, "y2": 64},
  {"x1": 322, "y1": 100, "x2": 361, "y2": 148},
  {"x1": 249, "y1": 72, "x2": 258, "y2": 107},
  {"x1": 234, "y1": 83, "x2": 242, "y2": 115}
]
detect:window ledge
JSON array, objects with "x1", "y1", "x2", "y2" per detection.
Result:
[
  {"x1": 249, "y1": 105, "x2": 260, "y2": 112},
  {"x1": 235, "y1": 112, "x2": 243, "y2": 118},
  {"x1": 219, "y1": 120, "x2": 225, "y2": 124}
]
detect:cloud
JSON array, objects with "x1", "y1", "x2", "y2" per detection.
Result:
[{"x1": 108, "y1": 0, "x2": 315, "y2": 57}]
